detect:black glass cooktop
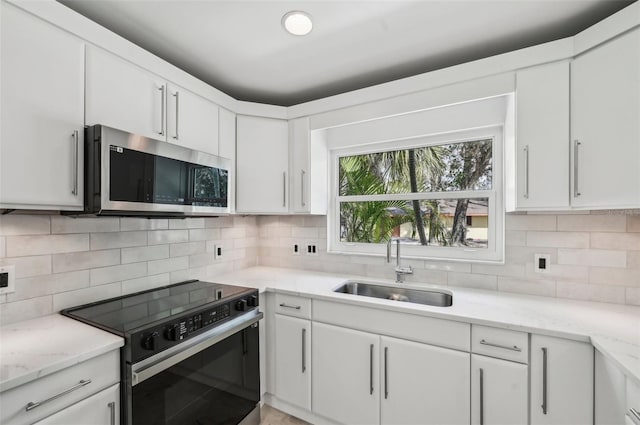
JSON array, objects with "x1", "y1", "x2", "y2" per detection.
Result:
[{"x1": 61, "y1": 280, "x2": 253, "y2": 335}]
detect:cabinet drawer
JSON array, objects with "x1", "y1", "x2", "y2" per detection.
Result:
[
  {"x1": 0, "y1": 350, "x2": 119, "y2": 425},
  {"x1": 33, "y1": 383, "x2": 119, "y2": 425},
  {"x1": 274, "y1": 294, "x2": 311, "y2": 319},
  {"x1": 472, "y1": 325, "x2": 528, "y2": 363},
  {"x1": 627, "y1": 376, "x2": 640, "y2": 422}
]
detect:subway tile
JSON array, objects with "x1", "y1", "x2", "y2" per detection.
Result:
[
  {"x1": 204, "y1": 216, "x2": 234, "y2": 228},
  {"x1": 591, "y1": 232, "x2": 640, "y2": 250},
  {"x1": 53, "y1": 282, "x2": 121, "y2": 311},
  {"x1": 471, "y1": 263, "x2": 526, "y2": 278},
  {"x1": 206, "y1": 240, "x2": 232, "y2": 254},
  {"x1": 90, "y1": 263, "x2": 147, "y2": 286},
  {"x1": 0, "y1": 255, "x2": 51, "y2": 278},
  {"x1": 90, "y1": 231, "x2": 147, "y2": 250},
  {"x1": 122, "y1": 273, "x2": 170, "y2": 295},
  {"x1": 205, "y1": 262, "x2": 235, "y2": 277},
  {"x1": 349, "y1": 255, "x2": 386, "y2": 266},
  {"x1": 627, "y1": 216, "x2": 640, "y2": 232},
  {"x1": 410, "y1": 268, "x2": 448, "y2": 286},
  {"x1": 264, "y1": 226, "x2": 292, "y2": 238},
  {"x1": 424, "y1": 260, "x2": 471, "y2": 273},
  {"x1": 148, "y1": 230, "x2": 189, "y2": 245},
  {"x1": 291, "y1": 227, "x2": 318, "y2": 238},
  {"x1": 170, "y1": 267, "x2": 207, "y2": 284},
  {"x1": 189, "y1": 253, "x2": 216, "y2": 268},
  {"x1": 0, "y1": 215, "x2": 50, "y2": 236},
  {"x1": 556, "y1": 281, "x2": 625, "y2": 304},
  {"x1": 188, "y1": 228, "x2": 221, "y2": 242},
  {"x1": 232, "y1": 216, "x2": 257, "y2": 227},
  {"x1": 589, "y1": 267, "x2": 640, "y2": 287},
  {"x1": 0, "y1": 236, "x2": 5, "y2": 258},
  {"x1": 526, "y1": 231, "x2": 589, "y2": 249},
  {"x1": 625, "y1": 287, "x2": 640, "y2": 306},
  {"x1": 505, "y1": 246, "x2": 557, "y2": 264},
  {"x1": 122, "y1": 245, "x2": 169, "y2": 264},
  {"x1": 170, "y1": 241, "x2": 206, "y2": 257},
  {"x1": 234, "y1": 237, "x2": 258, "y2": 249},
  {"x1": 447, "y1": 272, "x2": 497, "y2": 291},
  {"x1": 51, "y1": 216, "x2": 119, "y2": 234},
  {"x1": 505, "y1": 230, "x2": 526, "y2": 247},
  {"x1": 627, "y1": 251, "x2": 640, "y2": 269},
  {"x1": 505, "y1": 215, "x2": 556, "y2": 231},
  {"x1": 0, "y1": 296, "x2": 53, "y2": 325},
  {"x1": 7, "y1": 271, "x2": 90, "y2": 302},
  {"x1": 557, "y1": 249, "x2": 626, "y2": 268},
  {"x1": 53, "y1": 249, "x2": 120, "y2": 273},
  {"x1": 6, "y1": 234, "x2": 88, "y2": 257},
  {"x1": 497, "y1": 277, "x2": 556, "y2": 298},
  {"x1": 221, "y1": 227, "x2": 246, "y2": 239},
  {"x1": 169, "y1": 218, "x2": 205, "y2": 229},
  {"x1": 557, "y1": 215, "x2": 626, "y2": 232},
  {"x1": 120, "y1": 218, "x2": 168, "y2": 231},
  {"x1": 363, "y1": 264, "x2": 398, "y2": 281},
  {"x1": 525, "y1": 263, "x2": 588, "y2": 282},
  {"x1": 304, "y1": 216, "x2": 327, "y2": 227},
  {"x1": 148, "y1": 256, "x2": 189, "y2": 275}
]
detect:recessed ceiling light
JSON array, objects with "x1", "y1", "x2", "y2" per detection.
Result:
[{"x1": 282, "y1": 11, "x2": 313, "y2": 36}]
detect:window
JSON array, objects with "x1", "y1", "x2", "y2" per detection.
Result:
[{"x1": 328, "y1": 127, "x2": 504, "y2": 262}]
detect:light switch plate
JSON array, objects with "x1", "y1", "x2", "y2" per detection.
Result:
[{"x1": 0, "y1": 265, "x2": 16, "y2": 294}]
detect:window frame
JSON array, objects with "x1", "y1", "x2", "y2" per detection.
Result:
[{"x1": 328, "y1": 126, "x2": 504, "y2": 262}]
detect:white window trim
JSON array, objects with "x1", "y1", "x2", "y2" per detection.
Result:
[{"x1": 327, "y1": 126, "x2": 504, "y2": 263}]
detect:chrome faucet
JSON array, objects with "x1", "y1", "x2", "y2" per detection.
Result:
[{"x1": 386, "y1": 239, "x2": 413, "y2": 283}]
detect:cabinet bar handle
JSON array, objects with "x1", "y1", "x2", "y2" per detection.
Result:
[
  {"x1": 301, "y1": 170, "x2": 306, "y2": 207},
  {"x1": 25, "y1": 379, "x2": 92, "y2": 411},
  {"x1": 71, "y1": 130, "x2": 79, "y2": 196},
  {"x1": 108, "y1": 401, "x2": 116, "y2": 425},
  {"x1": 301, "y1": 328, "x2": 306, "y2": 373},
  {"x1": 283, "y1": 172, "x2": 287, "y2": 207},
  {"x1": 573, "y1": 140, "x2": 581, "y2": 197},
  {"x1": 369, "y1": 344, "x2": 374, "y2": 395},
  {"x1": 479, "y1": 339, "x2": 522, "y2": 352},
  {"x1": 158, "y1": 85, "x2": 165, "y2": 136},
  {"x1": 279, "y1": 303, "x2": 301, "y2": 310},
  {"x1": 541, "y1": 347, "x2": 548, "y2": 415},
  {"x1": 523, "y1": 145, "x2": 529, "y2": 199},
  {"x1": 384, "y1": 346, "x2": 389, "y2": 399},
  {"x1": 479, "y1": 368, "x2": 484, "y2": 425},
  {"x1": 173, "y1": 91, "x2": 180, "y2": 140},
  {"x1": 630, "y1": 408, "x2": 640, "y2": 423}
]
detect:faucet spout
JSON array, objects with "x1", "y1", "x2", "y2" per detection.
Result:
[{"x1": 386, "y1": 238, "x2": 413, "y2": 283}]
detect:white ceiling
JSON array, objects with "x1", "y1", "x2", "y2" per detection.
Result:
[{"x1": 59, "y1": 0, "x2": 634, "y2": 106}]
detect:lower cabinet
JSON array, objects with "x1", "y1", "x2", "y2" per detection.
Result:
[
  {"x1": 471, "y1": 354, "x2": 528, "y2": 425},
  {"x1": 530, "y1": 334, "x2": 594, "y2": 425},
  {"x1": 274, "y1": 314, "x2": 311, "y2": 410},
  {"x1": 33, "y1": 383, "x2": 119, "y2": 425}
]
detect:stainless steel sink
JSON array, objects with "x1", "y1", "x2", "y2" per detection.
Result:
[{"x1": 333, "y1": 281, "x2": 452, "y2": 307}]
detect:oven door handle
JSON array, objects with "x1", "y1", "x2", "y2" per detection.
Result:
[{"x1": 131, "y1": 310, "x2": 263, "y2": 386}]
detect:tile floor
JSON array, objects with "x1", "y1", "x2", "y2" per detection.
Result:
[{"x1": 260, "y1": 405, "x2": 310, "y2": 425}]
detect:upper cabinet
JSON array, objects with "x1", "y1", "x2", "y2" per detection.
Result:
[
  {"x1": 86, "y1": 47, "x2": 220, "y2": 156},
  {"x1": 236, "y1": 115, "x2": 289, "y2": 213},
  {"x1": 513, "y1": 61, "x2": 570, "y2": 210},
  {"x1": 571, "y1": 28, "x2": 640, "y2": 209},
  {"x1": 0, "y1": 2, "x2": 84, "y2": 210},
  {"x1": 218, "y1": 108, "x2": 237, "y2": 213}
]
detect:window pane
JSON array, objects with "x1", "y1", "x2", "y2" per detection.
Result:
[
  {"x1": 339, "y1": 198, "x2": 489, "y2": 248},
  {"x1": 338, "y1": 139, "x2": 492, "y2": 196}
]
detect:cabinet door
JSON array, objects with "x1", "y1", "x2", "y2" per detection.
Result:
[
  {"x1": 0, "y1": 2, "x2": 84, "y2": 209},
  {"x1": 571, "y1": 28, "x2": 640, "y2": 208},
  {"x1": 595, "y1": 349, "x2": 626, "y2": 425},
  {"x1": 33, "y1": 383, "x2": 119, "y2": 425},
  {"x1": 236, "y1": 116, "x2": 289, "y2": 213},
  {"x1": 515, "y1": 61, "x2": 570, "y2": 209},
  {"x1": 274, "y1": 315, "x2": 311, "y2": 410},
  {"x1": 471, "y1": 354, "x2": 527, "y2": 425},
  {"x1": 312, "y1": 322, "x2": 379, "y2": 425},
  {"x1": 531, "y1": 335, "x2": 593, "y2": 425},
  {"x1": 381, "y1": 336, "x2": 470, "y2": 425},
  {"x1": 86, "y1": 46, "x2": 165, "y2": 141},
  {"x1": 167, "y1": 84, "x2": 219, "y2": 155},
  {"x1": 218, "y1": 108, "x2": 237, "y2": 213},
  {"x1": 289, "y1": 117, "x2": 310, "y2": 213}
]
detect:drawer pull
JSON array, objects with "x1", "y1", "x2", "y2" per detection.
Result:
[
  {"x1": 108, "y1": 401, "x2": 116, "y2": 425},
  {"x1": 480, "y1": 339, "x2": 522, "y2": 352},
  {"x1": 25, "y1": 379, "x2": 92, "y2": 411},
  {"x1": 631, "y1": 408, "x2": 640, "y2": 422},
  {"x1": 279, "y1": 303, "x2": 301, "y2": 310}
]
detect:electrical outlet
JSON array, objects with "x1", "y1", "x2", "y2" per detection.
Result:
[
  {"x1": 293, "y1": 243, "x2": 300, "y2": 255},
  {"x1": 214, "y1": 245, "x2": 223, "y2": 259},
  {"x1": 0, "y1": 265, "x2": 15, "y2": 294},
  {"x1": 534, "y1": 253, "x2": 551, "y2": 273},
  {"x1": 306, "y1": 242, "x2": 318, "y2": 256}
]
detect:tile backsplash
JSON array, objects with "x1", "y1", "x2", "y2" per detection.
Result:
[
  {"x1": 1, "y1": 211, "x2": 639, "y2": 325},
  {"x1": 0, "y1": 214, "x2": 258, "y2": 324}
]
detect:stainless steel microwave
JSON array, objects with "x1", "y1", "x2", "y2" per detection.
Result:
[{"x1": 78, "y1": 125, "x2": 230, "y2": 216}]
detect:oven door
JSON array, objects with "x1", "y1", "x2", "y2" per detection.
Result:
[{"x1": 129, "y1": 311, "x2": 262, "y2": 425}]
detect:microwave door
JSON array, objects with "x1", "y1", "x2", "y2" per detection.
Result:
[
  {"x1": 109, "y1": 146, "x2": 154, "y2": 204},
  {"x1": 153, "y1": 155, "x2": 188, "y2": 206}
]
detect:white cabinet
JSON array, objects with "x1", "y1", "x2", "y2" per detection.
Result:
[
  {"x1": 289, "y1": 118, "x2": 328, "y2": 214},
  {"x1": 595, "y1": 349, "x2": 627, "y2": 425},
  {"x1": 274, "y1": 315, "x2": 311, "y2": 410},
  {"x1": 33, "y1": 383, "x2": 119, "y2": 425},
  {"x1": 0, "y1": 2, "x2": 84, "y2": 210},
  {"x1": 627, "y1": 377, "x2": 640, "y2": 425},
  {"x1": 218, "y1": 108, "x2": 236, "y2": 212},
  {"x1": 236, "y1": 115, "x2": 289, "y2": 213},
  {"x1": 471, "y1": 354, "x2": 528, "y2": 425},
  {"x1": 514, "y1": 61, "x2": 570, "y2": 210},
  {"x1": 312, "y1": 322, "x2": 380, "y2": 425},
  {"x1": 571, "y1": 28, "x2": 640, "y2": 209},
  {"x1": 167, "y1": 83, "x2": 219, "y2": 155},
  {"x1": 381, "y1": 336, "x2": 470, "y2": 425},
  {"x1": 531, "y1": 334, "x2": 593, "y2": 425}
]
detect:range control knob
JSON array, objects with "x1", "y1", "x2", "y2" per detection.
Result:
[
  {"x1": 164, "y1": 324, "x2": 179, "y2": 341},
  {"x1": 247, "y1": 295, "x2": 258, "y2": 307},
  {"x1": 141, "y1": 332, "x2": 159, "y2": 350},
  {"x1": 235, "y1": 299, "x2": 248, "y2": 312}
]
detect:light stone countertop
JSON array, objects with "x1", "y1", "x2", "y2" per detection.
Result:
[
  {"x1": 0, "y1": 314, "x2": 124, "y2": 392},
  {"x1": 215, "y1": 266, "x2": 640, "y2": 385}
]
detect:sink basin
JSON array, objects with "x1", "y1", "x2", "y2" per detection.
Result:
[{"x1": 333, "y1": 281, "x2": 452, "y2": 307}]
